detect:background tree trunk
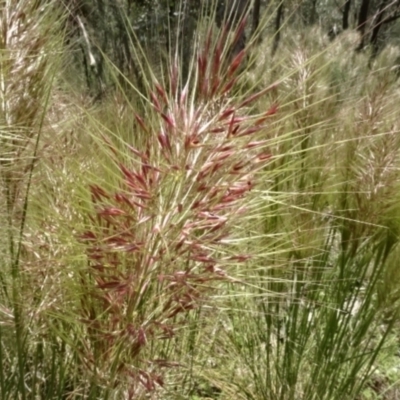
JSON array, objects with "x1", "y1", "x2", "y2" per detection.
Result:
[
  {"x1": 252, "y1": 0, "x2": 262, "y2": 36},
  {"x1": 356, "y1": 0, "x2": 371, "y2": 50},
  {"x1": 342, "y1": 0, "x2": 351, "y2": 30}
]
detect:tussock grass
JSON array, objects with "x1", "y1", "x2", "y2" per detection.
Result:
[{"x1": 1, "y1": 1, "x2": 400, "y2": 399}]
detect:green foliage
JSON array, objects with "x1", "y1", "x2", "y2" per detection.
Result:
[
  {"x1": 0, "y1": 0, "x2": 66, "y2": 398},
  {"x1": 2, "y1": 1, "x2": 400, "y2": 399}
]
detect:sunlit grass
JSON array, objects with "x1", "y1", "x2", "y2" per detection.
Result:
[{"x1": 1, "y1": 1, "x2": 400, "y2": 399}]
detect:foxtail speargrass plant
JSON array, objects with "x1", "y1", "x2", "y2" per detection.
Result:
[
  {"x1": 78, "y1": 15, "x2": 278, "y2": 396},
  {"x1": 0, "y1": 0, "x2": 63, "y2": 398},
  {"x1": 3, "y1": 1, "x2": 400, "y2": 398},
  {"x1": 206, "y1": 25, "x2": 400, "y2": 400}
]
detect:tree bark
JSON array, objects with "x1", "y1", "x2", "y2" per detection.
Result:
[
  {"x1": 356, "y1": 0, "x2": 371, "y2": 50},
  {"x1": 342, "y1": 0, "x2": 351, "y2": 30},
  {"x1": 252, "y1": 0, "x2": 262, "y2": 36}
]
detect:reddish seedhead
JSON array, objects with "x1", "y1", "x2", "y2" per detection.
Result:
[{"x1": 79, "y1": 19, "x2": 278, "y2": 393}]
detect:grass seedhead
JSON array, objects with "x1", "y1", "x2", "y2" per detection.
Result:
[
  {"x1": 78, "y1": 16, "x2": 277, "y2": 392},
  {"x1": 2, "y1": 2, "x2": 400, "y2": 398},
  {"x1": 0, "y1": 1, "x2": 64, "y2": 398}
]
